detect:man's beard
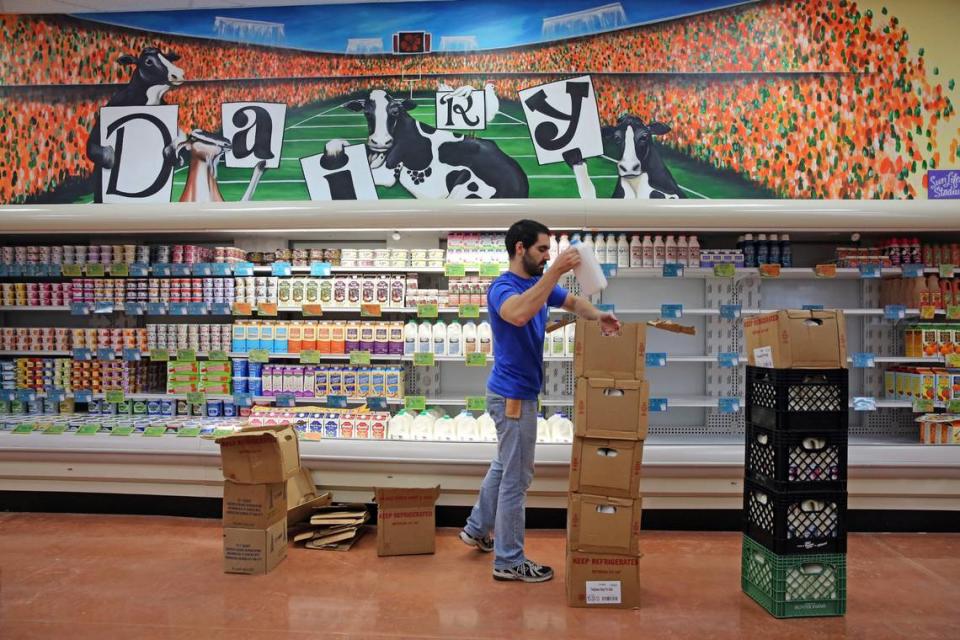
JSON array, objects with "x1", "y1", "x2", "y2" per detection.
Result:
[{"x1": 522, "y1": 253, "x2": 545, "y2": 276}]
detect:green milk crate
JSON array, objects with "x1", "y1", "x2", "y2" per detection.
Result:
[{"x1": 741, "y1": 535, "x2": 846, "y2": 618}]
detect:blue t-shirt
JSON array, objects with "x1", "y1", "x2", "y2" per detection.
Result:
[{"x1": 486, "y1": 272, "x2": 569, "y2": 400}]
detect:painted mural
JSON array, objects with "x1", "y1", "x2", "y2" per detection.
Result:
[{"x1": 0, "y1": 0, "x2": 957, "y2": 205}]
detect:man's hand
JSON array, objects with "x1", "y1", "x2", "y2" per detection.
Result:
[
  {"x1": 549, "y1": 247, "x2": 581, "y2": 276},
  {"x1": 598, "y1": 311, "x2": 621, "y2": 335}
]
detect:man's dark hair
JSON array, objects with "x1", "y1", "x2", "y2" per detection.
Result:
[{"x1": 505, "y1": 219, "x2": 550, "y2": 258}]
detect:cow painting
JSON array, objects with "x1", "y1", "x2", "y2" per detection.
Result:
[
  {"x1": 85, "y1": 47, "x2": 185, "y2": 203},
  {"x1": 567, "y1": 114, "x2": 683, "y2": 199},
  {"x1": 322, "y1": 89, "x2": 528, "y2": 199}
]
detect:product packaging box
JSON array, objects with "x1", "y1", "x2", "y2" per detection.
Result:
[
  {"x1": 216, "y1": 424, "x2": 301, "y2": 484},
  {"x1": 574, "y1": 378, "x2": 649, "y2": 440},
  {"x1": 569, "y1": 438, "x2": 644, "y2": 499},
  {"x1": 574, "y1": 320, "x2": 645, "y2": 379},
  {"x1": 222, "y1": 480, "x2": 286, "y2": 529},
  {"x1": 223, "y1": 518, "x2": 287, "y2": 575},
  {"x1": 567, "y1": 493, "x2": 642, "y2": 555},
  {"x1": 743, "y1": 310, "x2": 847, "y2": 369},
  {"x1": 565, "y1": 551, "x2": 642, "y2": 609},
  {"x1": 375, "y1": 486, "x2": 441, "y2": 557},
  {"x1": 287, "y1": 467, "x2": 332, "y2": 525}
]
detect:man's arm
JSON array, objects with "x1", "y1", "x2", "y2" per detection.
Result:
[
  {"x1": 562, "y1": 293, "x2": 621, "y2": 334},
  {"x1": 498, "y1": 250, "x2": 580, "y2": 327}
]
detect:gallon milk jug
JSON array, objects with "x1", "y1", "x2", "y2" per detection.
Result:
[
  {"x1": 551, "y1": 414, "x2": 574, "y2": 443},
  {"x1": 447, "y1": 322, "x2": 462, "y2": 357},
  {"x1": 456, "y1": 411, "x2": 480, "y2": 442},
  {"x1": 403, "y1": 321, "x2": 418, "y2": 356},
  {"x1": 477, "y1": 412, "x2": 497, "y2": 442},
  {"x1": 551, "y1": 325, "x2": 565, "y2": 358},
  {"x1": 565, "y1": 322, "x2": 576, "y2": 356},
  {"x1": 433, "y1": 415, "x2": 456, "y2": 441},
  {"x1": 432, "y1": 320, "x2": 446, "y2": 356},
  {"x1": 411, "y1": 412, "x2": 436, "y2": 440},
  {"x1": 570, "y1": 238, "x2": 608, "y2": 296},
  {"x1": 463, "y1": 321, "x2": 477, "y2": 353},
  {"x1": 418, "y1": 322, "x2": 432, "y2": 353},
  {"x1": 388, "y1": 410, "x2": 412, "y2": 439},
  {"x1": 537, "y1": 416, "x2": 552, "y2": 443},
  {"x1": 478, "y1": 322, "x2": 493, "y2": 354}
]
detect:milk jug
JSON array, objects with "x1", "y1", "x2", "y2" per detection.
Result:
[
  {"x1": 418, "y1": 322, "x2": 432, "y2": 353},
  {"x1": 569, "y1": 238, "x2": 608, "y2": 296},
  {"x1": 403, "y1": 321, "x2": 418, "y2": 356},
  {"x1": 432, "y1": 320, "x2": 446, "y2": 356},
  {"x1": 478, "y1": 322, "x2": 493, "y2": 354},
  {"x1": 477, "y1": 412, "x2": 497, "y2": 442},
  {"x1": 447, "y1": 322, "x2": 462, "y2": 357},
  {"x1": 433, "y1": 415, "x2": 456, "y2": 441},
  {"x1": 455, "y1": 411, "x2": 480, "y2": 441}
]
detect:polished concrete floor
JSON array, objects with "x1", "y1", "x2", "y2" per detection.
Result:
[{"x1": 0, "y1": 512, "x2": 957, "y2": 639}]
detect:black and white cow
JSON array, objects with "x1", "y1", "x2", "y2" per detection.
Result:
[
  {"x1": 323, "y1": 89, "x2": 527, "y2": 199},
  {"x1": 86, "y1": 47, "x2": 185, "y2": 202},
  {"x1": 567, "y1": 114, "x2": 682, "y2": 199}
]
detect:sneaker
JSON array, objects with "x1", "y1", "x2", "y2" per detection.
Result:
[
  {"x1": 493, "y1": 559, "x2": 554, "y2": 583},
  {"x1": 459, "y1": 529, "x2": 494, "y2": 553}
]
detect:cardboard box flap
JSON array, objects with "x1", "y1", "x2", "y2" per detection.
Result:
[
  {"x1": 217, "y1": 424, "x2": 300, "y2": 484},
  {"x1": 287, "y1": 467, "x2": 318, "y2": 508},
  {"x1": 374, "y1": 486, "x2": 441, "y2": 510}
]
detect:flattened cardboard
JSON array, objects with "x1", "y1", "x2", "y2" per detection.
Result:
[
  {"x1": 574, "y1": 320, "x2": 645, "y2": 379},
  {"x1": 375, "y1": 485, "x2": 440, "y2": 557},
  {"x1": 304, "y1": 525, "x2": 368, "y2": 551},
  {"x1": 222, "y1": 480, "x2": 286, "y2": 529},
  {"x1": 223, "y1": 518, "x2": 287, "y2": 575},
  {"x1": 310, "y1": 504, "x2": 370, "y2": 526},
  {"x1": 574, "y1": 378, "x2": 649, "y2": 440},
  {"x1": 566, "y1": 551, "x2": 642, "y2": 609},
  {"x1": 286, "y1": 467, "x2": 332, "y2": 525},
  {"x1": 567, "y1": 493, "x2": 642, "y2": 555},
  {"x1": 216, "y1": 424, "x2": 301, "y2": 484},
  {"x1": 570, "y1": 439, "x2": 644, "y2": 499},
  {"x1": 743, "y1": 310, "x2": 847, "y2": 369}
]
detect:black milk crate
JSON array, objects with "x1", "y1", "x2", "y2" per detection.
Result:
[
  {"x1": 743, "y1": 479, "x2": 847, "y2": 555},
  {"x1": 745, "y1": 422, "x2": 848, "y2": 492},
  {"x1": 746, "y1": 366, "x2": 848, "y2": 431}
]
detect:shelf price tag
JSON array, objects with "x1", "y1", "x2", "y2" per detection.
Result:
[
  {"x1": 104, "y1": 390, "x2": 125, "y2": 404},
  {"x1": 210, "y1": 302, "x2": 231, "y2": 316},
  {"x1": 302, "y1": 304, "x2": 324, "y2": 317},
  {"x1": 61, "y1": 264, "x2": 83, "y2": 277},
  {"x1": 458, "y1": 304, "x2": 480, "y2": 319},
  {"x1": 479, "y1": 264, "x2": 501, "y2": 278},
  {"x1": 129, "y1": 263, "x2": 150, "y2": 277},
  {"x1": 276, "y1": 393, "x2": 296, "y2": 407},
  {"x1": 192, "y1": 263, "x2": 213, "y2": 276},
  {"x1": 719, "y1": 304, "x2": 742, "y2": 320},
  {"x1": 946, "y1": 399, "x2": 960, "y2": 414},
  {"x1": 940, "y1": 264, "x2": 955, "y2": 278},
  {"x1": 466, "y1": 352, "x2": 487, "y2": 367},
  {"x1": 170, "y1": 264, "x2": 191, "y2": 276},
  {"x1": 232, "y1": 302, "x2": 252, "y2": 316},
  {"x1": 902, "y1": 264, "x2": 925, "y2": 278},
  {"x1": 70, "y1": 302, "x2": 91, "y2": 316},
  {"x1": 149, "y1": 348, "x2": 169, "y2": 362},
  {"x1": 146, "y1": 302, "x2": 167, "y2": 315},
  {"x1": 248, "y1": 349, "x2": 270, "y2": 363},
  {"x1": 96, "y1": 347, "x2": 116, "y2": 361},
  {"x1": 912, "y1": 397, "x2": 934, "y2": 413},
  {"x1": 645, "y1": 353, "x2": 667, "y2": 368},
  {"x1": 360, "y1": 304, "x2": 381, "y2": 318},
  {"x1": 233, "y1": 393, "x2": 253, "y2": 407},
  {"x1": 177, "y1": 427, "x2": 201, "y2": 438},
  {"x1": 209, "y1": 350, "x2": 229, "y2": 362},
  {"x1": 76, "y1": 424, "x2": 100, "y2": 436},
  {"x1": 884, "y1": 305, "x2": 907, "y2": 320},
  {"x1": 814, "y1": 264, "x2": 837, "y2": 278},
  {"x1": 600, "y1": 264, "x2": 618, "y2": 278},
  {"x1": 124, "y1": 302, "x2": 144, "y2": 316},
  {"x1": 648, "y1": 398, "x2": 668, "y2": 412},
  {"x1": 43, "y1": 424, "x2": 67, "y2": 435},
  {"x1": 852, "y1": 352, "x2": 876, "y2": 368},
  {"x1": 947, "y1": 306, "x2": 960, "y2": 320},
  {"x1": 759, "y1": 264, "x2": 781, "y2": 278},
  {"x1": 920, "y1": 305, "x2": 937, "y2": 320},
  {"x1": 73, "y1": 348, "x2": 93, "y2": 361},
  {"x1": 110, "y1": 263, "x2": 129, "y2": 277},
  {"x1": 858, "y1": 264, "x2": 881, "y2": 279},
  {"x1": 73, "y1": 390, "x2": 93, "y2": 403},
  {"x1": 12, "y1": 423, "x2": 35, "y2": 435},
  {"x1": 16, "y1": 389, "x2": 36, "y2": 402},
  {"x1": 466, "y1": 396, "x2": 487, "y2": 411},
  {"x1": 257, "y1": 303, "x2": 278, "y2": 316},
  {"x1": 662, "y1": 263, "x2": 683, "y2": 278},
  {"x1": 110, "y1": 426, "x2": 135, "y2": 437},
  {"x1": 309, "y1": 261, "x2": 332, "y2": 277},
  {"x1": 853, "y1": 397, "x2": 877, "y2": 412},
  {"x1": 168, "y1": 303, "x2": 188, "y2": 316},
  {"x1": 946, "y1": 353, "x2": 960, "y2": 368},
  {"x1": 404, "y1": 395, "x2": 426, "y2": 411},
  {"x1": 596, "y1": 303, "x2": 615, "y2": 313},
  {"x1": 717, "y1": 352, "x2": 739, "y2": 368},
  {"x1": 350, "y1": 350, "x2": 372, "y2": 365},
  {"x1": 211, "y1": 263, "x2": 232, "y2": 276},
  {"x1": 143, "y1": 426, "x2": 166, "y2": 437},
  {"x1": 187, "y1": 302, "x2": 208, "y2": 316},
  {"x1": 150, "y1": 263, "x2": 171, "y2": 276},
  {"x1": 122, "y1": 348, "x2": 141, "y2": 362},
  {"x1": 802, "y1": 304, "x2": 824, "y2": 311},
  {"x1": 326, "y1": 395, "x2": 348, "y2": 409},
  {"x1": 272, "y1": 261, "x2": 292, "y2": 277},
  {"x1": 186, "y1": 392, "x2": 205, "y2": 406},
  {"x1": 718, "y1": 397, "x2": 741, "y2": 413},
  {"x1": 177, "y1": 349, "x2": 197, "y2": 362},
  {"x1": 300, "y1": 350, "x2": 321, "y2": 364},
  {"x1": 417, "y1": 304, "x2": 439, "y2": 318},
  {"x1": 713, "y1": 263, "x2": 736, "y2": 278},
  {"x1": 46, "y1": 389, "x2": 66, "y2": 402},
  {"x1": 366, "y1": 396, "x2": 389, "y2": 411},
  {"x1": 94, "y1": 301, "x2": 114, "y2": 314},
  {"x1": 233, "y1": 261, "x2": 255, "y2": 276},
  {"x1": 445, "y1": 263, "x2": 467, "y2": 277},
  {"x1": 661, "y1": 304, "x2": 683, "y2": 319},
  {"x1": 85, "y1": 263, "x2": 105, "y2": 277},
  {"x1": 414, "y1": 352, "x2": 435, "y2": 367}
]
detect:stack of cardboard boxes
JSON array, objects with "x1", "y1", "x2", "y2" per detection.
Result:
[
  {"x1": 566, "y1": 320, "x2": 647, "y2": 609},
  {"x1": 217, "y1": 424, "x2": 330, "y2": 575},
  {"x1": 741, "y1": 310, "x2": 849, "y2": 618}
]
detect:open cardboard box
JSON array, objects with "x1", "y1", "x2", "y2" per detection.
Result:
[
  {"x1": 286, "y1": 467, "x2": 332, "y2": 526},
  {"x1": 216, "y1": 424, "x2": 301, "y2": 484},
  {"x1": 743, "y1": 310, "x2": 847, "y2": 369},
  {"x1": 375, "y1": 486, "x2": 441, "y2": 557},
  {"x1": 574, "y1": 320, "x2": 645, "y2": 379}
]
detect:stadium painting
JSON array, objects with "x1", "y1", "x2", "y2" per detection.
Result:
[{"x1": 0, "y1": 0, "x2": 957, "y2": 205}]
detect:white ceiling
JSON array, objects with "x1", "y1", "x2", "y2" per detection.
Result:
[{"x1": 0, "y1": 0, "x2": 424, "y2": 13}]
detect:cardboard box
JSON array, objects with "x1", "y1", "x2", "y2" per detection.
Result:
[
  {"x1": 216, "y1": 425, "x2": 301, "y2": 484},
  {"x1": 743, "y1": 310, "x2": 847, "y2": 369},
  {"x1": 569, "y1": 438, "x2": 644, "y2": 499},
  {"x1": 574, "y1": 320, "x2": 645, "y2": 379},
  {"x1": 223, "y1": 518, "x2": 287, "y2": 575},
  {"x1": 567, "y1": 493, "x2": 642, "y2": 555},
  {"x1": 375, "y1": 486, "x2": 440, "y2": 557},
  {"x1": 286, "y1": 467, "x2": 332, "y2": 526},
  {"x1": 222, "y1": 480, "x2": 286, "y2": 529},
  {"x1": 566, "y1": 551, "x2": 641, "y2": 609},
  {"x1": 574, "y1": 378, "x2": 649, "y2": 441}
]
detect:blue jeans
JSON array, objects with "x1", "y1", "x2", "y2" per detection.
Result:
[{"x1": 464, "y1": 394, "x2": 538, "y2": 570}]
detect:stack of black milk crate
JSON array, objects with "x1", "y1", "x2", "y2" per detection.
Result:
[{"x1": 741, "y1": 310, "x2": 849, "y2": 618}]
